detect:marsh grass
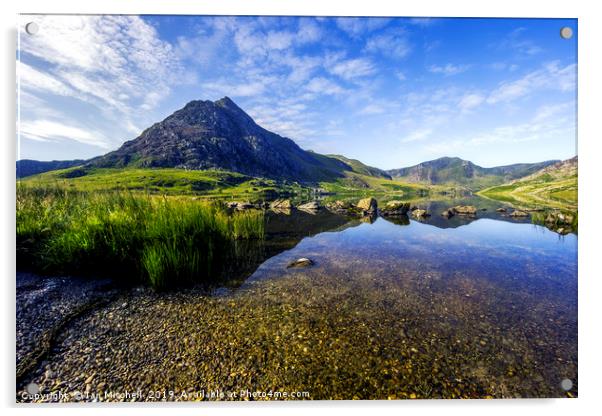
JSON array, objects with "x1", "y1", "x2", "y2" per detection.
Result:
[{"x1": 16, "y1": 185, "x2": 264, "y2": 289}]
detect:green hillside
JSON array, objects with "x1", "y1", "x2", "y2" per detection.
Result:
[
  {"x1": 325, "y1": 154, "x2": 392, "y2": 179},
  {"x1": 18, "y1": 165, "x2": 436, "y2": 200},
  {"x1": 17, "y1": 166, "x2": 308, "y2": 198},
  {"x1": 478, "y1": 157, "x2": 577, "y2": 210}
]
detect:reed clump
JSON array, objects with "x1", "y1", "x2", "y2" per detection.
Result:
[{"x1": 16, "y1": 185, "x2": 264, "y2": 289}]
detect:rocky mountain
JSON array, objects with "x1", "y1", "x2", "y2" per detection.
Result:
[
  {"x1": 387, "y1": 157, "x2": 559, "y2": 190},
  {"x1": 88, "y1": 97, "x2": 361, "y2": 183},
  {"x1": 16, "y1": 159, "x2": 85, "y2": 178}
]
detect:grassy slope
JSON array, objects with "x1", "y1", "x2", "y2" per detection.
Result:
[
  {"x1": 478, "y1": 159, "x2": 577, "y2": 210},
  {"x1": 318, "y1": 171, "x2": 437, "y2": 196},
  {"x1": 18, "y1": 166, "x2": 309, "y2": 199},
  {"x1": 325, "y1": 154, "x2": 391, "y2": 179},
  {"x1": 19, "y1": 166, "x2": 441, "y2": 199}
]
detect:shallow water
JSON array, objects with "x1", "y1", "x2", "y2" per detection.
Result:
[
  {"x1": 231, "y1": 209, "x2": 578, "y2": 398},
  {"x1": 17, "y1": 198, "x2": 578, "y2": 401}
]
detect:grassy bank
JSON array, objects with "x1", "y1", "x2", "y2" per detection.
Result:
[{"x1": 16, "y1": 186, "x2": 264, "y2": 289}]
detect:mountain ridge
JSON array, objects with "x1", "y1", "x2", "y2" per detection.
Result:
[
  {"x1": 17, "y1": 98, "x2": 564, "y2": 189},
  {"x1": 387, "y1": 156, "x2": 560, "y2": 190}
]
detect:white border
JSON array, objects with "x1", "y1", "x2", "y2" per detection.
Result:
[{"x1": 2, "y1": 1, "x2": 601, "y2": 416}]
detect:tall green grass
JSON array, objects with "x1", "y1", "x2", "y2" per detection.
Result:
[{"x1": 16, "y1": 185, "x2": 264, "y2": 289}]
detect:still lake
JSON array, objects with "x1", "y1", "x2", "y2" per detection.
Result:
[{"x1": 17, "y1": 197, "x2": 578, "y2": 400}]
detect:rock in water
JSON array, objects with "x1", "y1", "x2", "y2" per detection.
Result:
[
  {"x1": 287, "y1": 258, "x2": 314, "y2": 268},
  {"x1": 226, "y1": 201, "x2": 254, "y2": 210},
  {"x1": 270, "y1": 199, "x2": 292, "y2": 210},
  {"x1": 441, "y1": 208, "x2": 455, "y2": 218},
  {"x1": 236, "y1": 202, "x2": 254, "y2": 210},
  {"x1": 298, "y1": 201, "x2": 321, "y2": 211},
  {"x1": 510, "y1": 210, "x2": 529, "y2": 217},
  {"x1": 545, "y1": 211, "x2": 575, "y2": 225},
  {"x1": 412, "y1": 209, "x2": 430, "y2": 218},
  {"x1": 326, "y1": 200, "x2": 352, "y2": 213},
  {"x1": 496, "y1": 208, "x2": 507, "y2": 212},
  {"x1": 356, "y1": 197, "x2": 377, "y2": 214},
  {"x1": 381, "y1": 200, "x2": 410, "y2": 216},
  {"x1": 452, "y1": 205, "x2": 477, "y2": 215}
]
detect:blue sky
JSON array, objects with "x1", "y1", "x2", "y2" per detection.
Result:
[{"x1": 18, "y1": 16, "x2": 577, "y2": 169}]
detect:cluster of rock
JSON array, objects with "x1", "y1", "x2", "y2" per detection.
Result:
[
  {"x1": 439, "y1": 205, "x2": 478, "y2": 219},
  {"x1": 509, "y1": 210, "x2": 529, "y2": 217},
  {"x1": 544, "y1": 211, "x2": 575, "y2": 226},
  {"x1": 225, "y1": 198, "x2": 326, "y2": 214},
  {"x1": 542, "y1": 211, "x2": 575, "y2": 235}
]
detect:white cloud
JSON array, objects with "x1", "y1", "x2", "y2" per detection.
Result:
[
  {"x1": 486, "y1": 62, "x2": 576, "y2": 105},
  {"x1": 266, "y1": 30, "x2": 294, "y2": 50},
  {"x1": 18, "y1": 62, "x2": 73, "y2": 96},
  {"x1": 359, "y1": 104, "x2": 386, "y2": 115},
  {"x1": 329, "y1": 58, "x2": 376, "y2": 81},
  {"x1": 297, "y1": 19, "x2": 322, "y2": 43},
  {"x1": 424, "y1": 101, "x2": 575, "y2": 154},
  {"x1": 428, "y1": 63, "x2": 470, "y2": 76},
  {"x1": 202, "y1": 79, "x2": 268, "y2": 97},
  {"x1": 306, "y1": 77, "x2": 346, "y2": 96},
  {"x1": 335, "y1": 17, "x2": 391, "y2": 38},
  {"x1": 458, "y1": 93, "x2": 485, "y2": 111},
  {"x1": 365, "y1": 29, "x2": 412, "y2": 59},
  {"x1": 21, "y1": 15, "x2": 184, "y2": 115},
  {"x1": 20, "y1": 120, "x2": 111, "y2": 148},
  {"x1": 401, "y1": 128, "x2": 433, "y2": 143},
  {"x1": 495, "y1": 27, "x2": 543, "y2": 56}
]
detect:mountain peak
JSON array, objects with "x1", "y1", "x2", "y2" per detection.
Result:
[
  {"x1": 215, "y1": 96, "x2": 236, "y2": 107},
  {"x1": 88, "y1": 97, "x2": 351, "y2": 182}
]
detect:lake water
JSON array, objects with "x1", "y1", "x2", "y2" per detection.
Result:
[
  {"x1": 227, "y1": 203, "x2": 578, "y2": 398},
  {"x1": 17, "y1": 197, "x2": 578, "y2": 401}
]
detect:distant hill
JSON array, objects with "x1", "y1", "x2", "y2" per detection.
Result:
[
  {"x1": 87, "y1": 97, "x2": 362, "y2": 183},
  {"x1": 16, "y1": 159, "x2": 85, "y2": 178},
  {"x1": 325, "y1": 154, "x2": 392, "y2": 179},
  {"x1": 479, "y1": 156, "x2": 577, "y2": 210},
  {"x1": 387, "y1": 157, "x2": 559, "y2": 190}
]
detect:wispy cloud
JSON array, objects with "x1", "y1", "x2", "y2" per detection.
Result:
[
  {"x1": 20, "y1": 120, "x2": 111, "y2": 149},
  {"x1": 487, "y1": 62, "x2": 576, "y2": 104},
  {"x1": 495, "y1": 27, "x2": 543, "y2": 57},
  {"x1": 458, "y1": 93, "x2": 485, "y2": 112},
  {"x1": 328, "y1": 57, "x2": 376, "y2": 81},
  {"x1": 401, "y1": 128, "x2": 433, "y2": 143},
  {"x1": 424, "y1": 100, "x2": 575, "y2": 153},
  {"x1": 365, "y1": 29, "x2": 412, "y2": 59},
  {"x1": 335, "y1": 17, "x2": 390, "y2": 38},
  {"x1": 428, "y1": 63, "x2": 470, "y2": 76}
]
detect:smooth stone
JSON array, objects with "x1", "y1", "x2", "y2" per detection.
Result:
[{"x1": 286, "y1": 258, "x2": 314, "y2": 268}]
